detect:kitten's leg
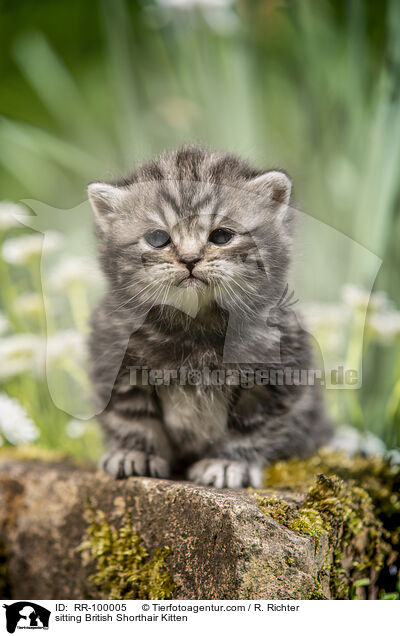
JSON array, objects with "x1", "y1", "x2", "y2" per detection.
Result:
[
  {"x1": 187, "y1": 386, "x2": 332, "y2": 489},
  {"x1": 99, "y1": 388, "x2": 173, "y2": 479},
  {"x1": 186, "y1": 388, "x2": 268, "y2": 488}
]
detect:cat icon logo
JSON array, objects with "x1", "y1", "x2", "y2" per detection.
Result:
[{"x1": 2, "y1": 602, "x2": 51, "y2": 633}]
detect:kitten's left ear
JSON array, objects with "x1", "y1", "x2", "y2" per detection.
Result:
[{"x1": 248, "y1": 170, "x2": 292, "y2": 215}]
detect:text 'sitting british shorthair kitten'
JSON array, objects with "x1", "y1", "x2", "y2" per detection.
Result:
[{"x1": 88, "y1": 146, "x2": 332, "y2": 488}]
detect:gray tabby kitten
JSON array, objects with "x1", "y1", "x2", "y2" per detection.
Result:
[{"x1": 88, "y1": 146, "x2": 332, "y2": 488}]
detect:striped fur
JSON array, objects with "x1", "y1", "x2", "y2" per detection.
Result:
[{"x1": 88, "y1": 146, "x2": 332, "y2": 488}]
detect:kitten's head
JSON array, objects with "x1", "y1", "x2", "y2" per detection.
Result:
[{"x1": 88, "y1": 146, "x2": 293, "y2": 321}]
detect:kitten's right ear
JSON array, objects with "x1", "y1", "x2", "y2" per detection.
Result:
[{"x1": 88, "y1": 182, "x2": 126, "y2": 233}]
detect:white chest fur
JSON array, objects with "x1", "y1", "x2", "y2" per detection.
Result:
[{"x1": 158, "y1": 384, "x2": 228, "y2": 457}]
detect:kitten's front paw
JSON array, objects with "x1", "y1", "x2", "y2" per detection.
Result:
[
  {"x1": 100, "y1": 450, "x2": 170, "y2": 480},
  {"x1": 187, "y1": 458, "x2": 262, "y2": 489}
]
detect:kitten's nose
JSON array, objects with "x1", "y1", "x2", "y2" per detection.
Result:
[{"x1": 180, "y1": 254, "x2": 202, "y2": 273}]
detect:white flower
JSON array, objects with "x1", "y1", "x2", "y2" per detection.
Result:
[
  {"x1": 49, "y1": 256, "x2": 98, "y2": 292},
  {"x1": 14, "y1": 292, "x2": 43, "y2": 317},
  {"x1": 342, "y1": 284, "x2": 370, "y2": 309},
  {"x1": 46, "y1": 330, "x2": 84, "y2": 362},
  {"x1": 156, "y1": 0, "x2": 232, "y2": 7},
  {"x1": 300, "y1": 302, "x2": 350, "y2": 356},
  {"x1": 329, "y1": 425, "x2": 386, "y2": 457},
  {"x1": 0, "y1": 313, "x2": 10, "y2": 335},
  {"x1": 386, "y1": 448, "x2": 400, "y2": 466},
  {"x1": 33, "y1": 331, "x2": 85, "y2": 377},
  {"x1": 154, "y1": 0, "x2": 238, "y2": 34},
  {"x1": 359, "y1": 431, "x2": 387, "y2": 456},
  {"x1": 342, "y1": 284, "x2": 389, "y2": 312},
  {"x1": 33, "y1": 330, "x2": 85, "y2": 376},
  {"x1": 0, "y1": 202, "x2": 25, "y2": 231},
  {"x1": 2, "y1": 231, "x2": 63, "y2": 265},
  {"x1": 301, "y1": 302, "x2": 350, "y2": 330},
  {"x1": 66, "y1": 419, "x2": 88, "y2": 439},
  {"x1": 0, "y1": 334, "x2": 42, "y2": 380},
  {"x1": 0, "y1": 393, "x2": 39, "y2": 444},
  {"x1": 368, "y1": 310, "x2": 400, "y2": 343}
]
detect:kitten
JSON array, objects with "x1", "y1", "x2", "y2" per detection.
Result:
[{"x1": 88, "y1": 146, "x2": 332, "y2": 488}]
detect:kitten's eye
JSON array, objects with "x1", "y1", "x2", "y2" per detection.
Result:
[
  {"x1": 208, "y1": 228, "x2": 234, "y2": 245},
  {"x1": 145, "y1": 230, "x2": 171, "y2": 248}
]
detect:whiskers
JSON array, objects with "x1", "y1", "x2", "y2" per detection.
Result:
[
  {"x1": 105, "y1": 256, "x2": 266, "y2": 325},
  {"x1": 209, "y1": 268, "x2": 262, "y2": 319},
  {"x1": 114, "y1": 279, "x2": 160, "y2": 311}
]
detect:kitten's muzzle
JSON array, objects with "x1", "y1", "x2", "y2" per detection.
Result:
[
  {"x1": 177, "y1": 270, "x2": 208, "y2": 286},
  {"x1": 179, "y1": 253, "x2": 202, "y2": 273}
]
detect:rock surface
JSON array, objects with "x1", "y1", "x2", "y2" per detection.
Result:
[{"x1": 0, "y1": 459, "x2": 330, "y2": 599}]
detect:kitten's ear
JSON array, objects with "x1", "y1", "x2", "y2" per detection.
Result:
[
  {"x1": 88, "y1": 182, "x2": 126, "y2": 232},
  {"x1": 248, "y1": 171, "x2": 292, "y2": 214}
]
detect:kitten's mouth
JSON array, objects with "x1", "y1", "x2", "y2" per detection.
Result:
[{"x1": 178, "y1": 273, "x2": 207, "y2": 287}]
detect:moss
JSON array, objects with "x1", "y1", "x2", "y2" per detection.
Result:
[
  {"x1": 257, "y1": 449, "x2": 400, "y2": 599},
  {"x1": 262, "y1": 449, "x2": 400, "y2": 517},
  {"x1": 308, "y1": 474, "x2": 387, "y2": 598},
  {"x1": 0, "y1": 445, "x2": 71, "y2": 463},
  {"x1": 255, "y1": 493, "x2": 327, "y2": 552},
  {"x1": 308, "y1": 578, "x2": 326, "y2": 600},
  {"x1": 79, "y1": 507, "x2": 176, "y2": 600}
]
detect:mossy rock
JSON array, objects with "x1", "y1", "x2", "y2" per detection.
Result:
[
  {"x1": 79, "y1": 507, "x2": 176, "y2": 599},
  {"x1": 259, "y1": 449, "x2": 400, "y2": 599},
  {"x1": 0, "y1": 450, "x2": 398, "y2": 600}
]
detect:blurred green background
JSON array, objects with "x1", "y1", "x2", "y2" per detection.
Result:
[{"x1": 0, "y1": 0, "x2": 399, "y2": 457}]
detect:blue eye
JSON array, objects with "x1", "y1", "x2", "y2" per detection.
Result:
[
  {"x1": 145, "y1": 230, "x2": 171, "y2": 248},
  {"x1": 209, "y1": 228, "x2": 234, "y2": 245}
]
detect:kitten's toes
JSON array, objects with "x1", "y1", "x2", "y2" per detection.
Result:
[
  {"x1": 100, "y1": 450, "x2": 170, "y2": 479},
  {"x1": 187, "y1": 458, "x2": 262, "y2": 489}
]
